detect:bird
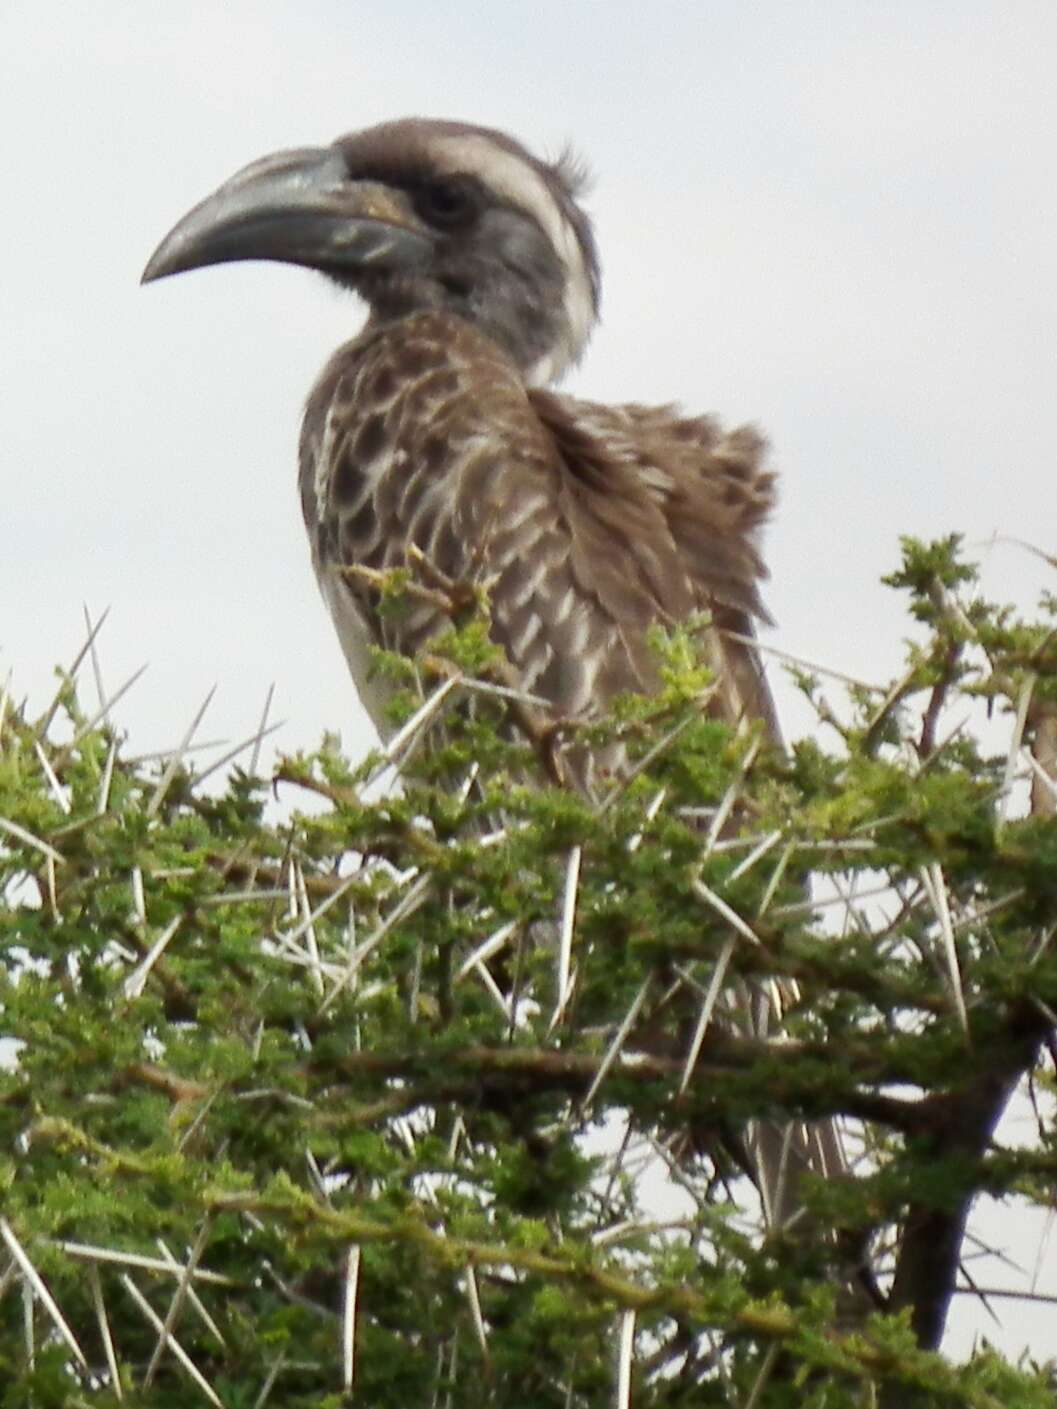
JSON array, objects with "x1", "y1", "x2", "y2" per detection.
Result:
[
  {"x1": 142, "y1": 117, "x2": 842, "y2": 1226},
  {"x1": 142, "y1": 119, "x2": 779, "y2": 765}
]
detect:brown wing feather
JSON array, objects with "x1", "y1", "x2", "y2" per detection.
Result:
[
  {"x1": 529, "y1": 390, "x2": 781, "y2": 737},
  {"x1": 300, "y1": 310, "x2": 780, "y2": 745}
]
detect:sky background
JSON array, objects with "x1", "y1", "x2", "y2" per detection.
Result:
[{"x1": 4, "y1": 0, "x2": 1056, "y2": 1364}]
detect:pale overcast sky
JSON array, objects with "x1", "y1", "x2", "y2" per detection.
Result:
[{"x1": 4, "y1": 0, "x2": 1056, "y2": 1360}]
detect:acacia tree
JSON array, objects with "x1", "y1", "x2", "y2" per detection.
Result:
[{"x1": 1, "y1": 538, "x2": 1055, "y2": 1408}]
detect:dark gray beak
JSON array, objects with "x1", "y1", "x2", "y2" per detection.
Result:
[{"x1": 142, "y1": 145, "x2": 434, "y2": 284}]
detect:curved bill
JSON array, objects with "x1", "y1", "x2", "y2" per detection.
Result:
[{"x1": 142, "y1": 145, "x2": 434, "y2": 284}]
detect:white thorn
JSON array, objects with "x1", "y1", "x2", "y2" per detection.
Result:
[
  {"x1": 599, "y1": 711, "x2": 701, "y2": 814},
  {"x1": 22, "y1": 1277, "x2": 33, "y2": 1370},
  {"x1": 465, "y1": 1264, "x2": 489, "y2": 1359},
  {"x1": 679, "y1": 936, "x2": 736, "y2": 1096},
  {"x1": 304, "y1": 1148, "x2": 329, "y2": 1201},
  {"x1": 454, "y1": 761, "x2": 480, "y2": 804},
  {"x1": 998, "y1": 672, "x2": 1035, "y2": 829},
  {"x1": 921, "y1": 862, "x2": 969, "y2": 1035},
  {"x1": 472, "y1": 959, "x2": 515, "y2": 1022},
  {"x1": 252, "y1": 1353, "x2": 286, "y2": 1409},
  {"x1": 250, "y1": 683, "x2": 276, "y2": 778},
  {"x1": 83, "y1": 603, "x2": 110, "y2": 724},
  {"x1": 89, "y1": 1263, "x2": 123, "y2": 1399},
  {"x1": 1022, "y1": 744, "x2": 1057, "y2": 803},
  {"x1": 721, "y1": 630, "x2": 885, "y2": 694},
  {"x1": 728, "y1": 829, "x2": 782, "y2": 883},
  {"x1": 294, "y1": 861, "x2": 325, "y2": 998},
  {"x1": 124, "y1": 916, "x2": 181, "y2": 999},
  {"x1": 0, "y1": 1218, "x2": 87, "y2": 1367},
  {"x1": 155, "y1": 1240, "x2": 226, "y2": 1345},
  {"x1": 755, "y1": 841, "x2": 795, "y2": 919},
  {"x1": 616, "y1": 1309, "x2": 635, "y2": 1409},
  {"x1": 691, "y1": 878, "x2": 762, "y2": 948},
  {"x1": 120, "y1": 1273, "x2": 224, "y2": 1406},
  {"x1": 55, "y1": 1239, "x2": 237, "y2": 1285},
  {"x1": 97, "y1": 738, "x2": 118, "y2": 815},
  {"x1": 318, "y1": 872, "x2": 430, "y2": 1015},
  {"x1": 0, "y1": 816, "x2": 64, "y2": 866},
  {"x1": 583, "y1": 978, "x2": 651, "y2": 1109},
  {"x1": 342, "y1": 1246, "x2": 361, "y2": 1389},
  {"x1": 278, "y1": 869, "x2": 360, "y2": 957},
  {"x1": 191, "y1": 719, "x2": 285, "y2": 791},
  {"x1": 769, "y1": 878, "x2": 899, "y2": 920},
  {"x1": 551, "y1": 846, "x2": 581, "y2": 1028},
  {"x1": 455, "y1": 920, "x2": 519, "y2": 982},
  {"x1": 702, "y1": 738, "x2": 761, "y2": 856},
  {"x1": 63, "y1": 662, "x2": 149, "y2": 756},
  {"x1": 384, "y1": 673, "x2": 462, "y2": 762},
  {"x1": 147, "y1": 685, "x2": 217, "y2": 818},
  {"x1": 33, "y1": 742, "x2": 70, "y2": 813},
  {"x1": 131, "y1": 866, "x2": 147, "y2": 924},
  {"x1": 36, "y1": 605, "x2": 112, "y2": 737},
  {"x1": 625, "y1": 786, "x2": 668, "y2": 853}
]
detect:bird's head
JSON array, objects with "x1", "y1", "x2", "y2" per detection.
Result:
[{"x1": 143, "y1": 117, "x2": 600, "y2": 385}]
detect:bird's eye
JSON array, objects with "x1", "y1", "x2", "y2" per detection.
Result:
[{"x1": 413, "y1": 178, "x2": 478, "y2": 229}]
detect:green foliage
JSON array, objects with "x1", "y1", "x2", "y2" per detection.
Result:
[{"x1": 0, "y1": 539, "x2": 1055, "y2": 1406}]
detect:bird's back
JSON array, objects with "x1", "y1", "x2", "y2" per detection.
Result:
[{"x1": 300, "y1": 309, "x2": 780, "y2": 751}]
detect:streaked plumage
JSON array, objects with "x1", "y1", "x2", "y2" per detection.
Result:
[
  {"x1": 300, "y1": 310, "x2": 779, "y2": 755},
  {"x1": 143, "y1": 116, "x2": 838, "y2": 1223},
  {"x1": 144, "y1": 118, "x2": 779, "y2": 763}
]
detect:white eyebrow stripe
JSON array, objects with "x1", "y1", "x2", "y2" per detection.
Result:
[{"x1": 431, "y1": 133, "x2": 595, "y2": 383}]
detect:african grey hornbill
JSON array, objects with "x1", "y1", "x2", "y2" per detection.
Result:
[{"x1": 143, "y1": 117, "x2": 843, "y2": 1225}]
